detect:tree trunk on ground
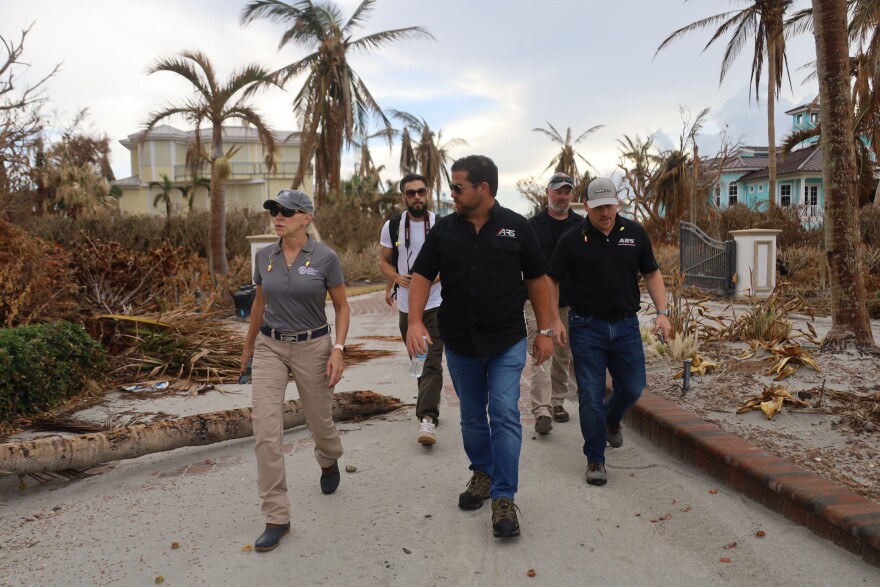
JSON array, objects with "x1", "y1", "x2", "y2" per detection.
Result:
[
  {"x1": 0, "y1": 391, "x2": 403, "y2": 477},
  {"x1": 209, "y1": 124, "x2": 228, "y2": 276},
  {"x1": 812, "y1": 0, "x2": 877, "y2": 352}
]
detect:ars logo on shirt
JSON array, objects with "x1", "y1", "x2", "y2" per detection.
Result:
[
  {"x1": 619, "y1": 238, "x2": 636, "y2": 247},
  {"x1": 496, "y1": 228, "x2": 516, "y2": 238}
]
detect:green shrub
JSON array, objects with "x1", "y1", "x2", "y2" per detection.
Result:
[{"x1": 0, "y1": 322, "x2": 107, "y2": 422}]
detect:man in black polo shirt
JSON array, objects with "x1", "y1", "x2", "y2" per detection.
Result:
[
  {"x1": 548, "y1": 177, "x2": 670, "y2": 487},
  {"x1": 406, "y1": 155, "x2": 554, "y2": 539},
  {"x1": 526, "y1": 172, "x2": 582, "y2": 434}
]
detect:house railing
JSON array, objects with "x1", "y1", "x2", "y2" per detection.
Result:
[{"x1": 173, "y1": 161, "x2": 301, "y2": 179}]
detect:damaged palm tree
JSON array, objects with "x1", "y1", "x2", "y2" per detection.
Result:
[{"x1": 0, "y1": 391, "x2": 402, "y2": 477}]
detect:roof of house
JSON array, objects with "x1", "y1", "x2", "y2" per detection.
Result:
[
  {"x1": 735, "y1": 145, "x2": 823, "y2": 182},
  {"x1": 785, "y1": 96, "x2": 820, "y2": 115},
  {"x1": 120, "y1": 125, "x2": 301, "y2": 147}
]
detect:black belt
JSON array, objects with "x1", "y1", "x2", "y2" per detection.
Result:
[
  {"x1": 573, "y1": 311, "x2": 636, "y2": 323},
  {"x1": 260, "y1": 324, "x2": 329, "y2": 342}
]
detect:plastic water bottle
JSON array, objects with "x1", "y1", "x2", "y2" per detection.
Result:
[
  {"x1": 409, "y1": 336, "x2": 428, "y2": 378},
  {"x1": 238, "y1": 358, "x2": 253, "y2": 385}
]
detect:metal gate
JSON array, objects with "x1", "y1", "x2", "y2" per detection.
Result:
[{"x1": 679, "y1": 221, "x2": 736, "y2": 296}]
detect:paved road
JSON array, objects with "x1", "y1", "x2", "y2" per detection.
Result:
[{"x1": 1, "y1": 292, "x2": 878, "y2": 586}]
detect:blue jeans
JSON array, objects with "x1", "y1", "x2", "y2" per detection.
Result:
[
  {"x1": 444, "y1": 338, "x2": 527, "y2": 500},
  {"x1": 568, "y1": 312, "x2": 645, "y2": 465}
]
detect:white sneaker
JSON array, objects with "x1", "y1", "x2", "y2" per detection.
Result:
[{"x1": 417, "y1": 418, "x2": 436, "y2": 445}]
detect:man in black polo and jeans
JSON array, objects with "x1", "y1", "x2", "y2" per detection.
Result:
[
  {"x1": 548, "y1": 177, "x2": 670, "y2": 486},
  {"x1": 406, "y1": 155, "x2": 554, "y2": 539},
  {"x1": 526, "y1": 172, "x2": 582, "y2": 435}
]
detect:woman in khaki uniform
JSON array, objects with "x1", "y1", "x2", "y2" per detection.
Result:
[{"x1": 240, "y1": 189, "x2": 350, "y2": 552}]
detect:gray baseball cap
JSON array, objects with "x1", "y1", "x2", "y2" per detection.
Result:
[
  {"x1": 263, "y1": 189, "x2": 314, "y2": 213},
  {"x1": 548, "y1": 172, "x2": 575, "y2": 190},
  {"x1": 585, "y1": 178, "x2": 618, "y2": 208}
]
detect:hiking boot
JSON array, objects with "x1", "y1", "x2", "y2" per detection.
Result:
[
  {"x1": 491, "y1": 497, "x2": 521, "y2": 538},
  {"x1": 458, "y1": 471, "x2": 491, "y2": 510},
  {"x1": 534, "y1": 415, "x2": 553, "y2": 434},
  {"x1": 552, "y1": 405, "x2": 570, "y2": 422},
  {"x1": 607, "y1": 424, "x2": 624, "y2": 448},
  {"x1": 586, "y1": 462, "x2": 607, "y2": 486},
  {"x1": 417, "y1": 417, "x2": 437, "y2": 445}
]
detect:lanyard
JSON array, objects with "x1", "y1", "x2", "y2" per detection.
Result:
[{"x1": 403, "y1": 213, "x2": 431, "y2": 273}]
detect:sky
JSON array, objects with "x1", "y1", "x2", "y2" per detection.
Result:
[{"x1": 4, "y1": 0, "x2": 821, "y2": 213}]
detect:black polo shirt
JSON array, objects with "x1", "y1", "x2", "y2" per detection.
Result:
[
  {"x1": 528, "y1": 208, "x2": 582, "y2": 308},
  {"x1": 412, "y1": 201, "x2": 547, "y2": 357},
  {"x1": 548, "y1": 214, "x2": 659, "y2": 316}
]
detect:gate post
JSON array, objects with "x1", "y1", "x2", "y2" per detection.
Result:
[{"x1": 729, "y1": 229, "x2": 782, "y2": 298}]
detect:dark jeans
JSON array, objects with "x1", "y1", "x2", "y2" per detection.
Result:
[
  {"x1": 568, "y1": 312, "x2": 645, "y2": 465},
  {"x1": 399, "y1": 307, "x2": 443, "y2": 421}
]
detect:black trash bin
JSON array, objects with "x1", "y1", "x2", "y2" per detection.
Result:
[{"x1": 232, "y1": 284, "x2": 257, "y2": 319}]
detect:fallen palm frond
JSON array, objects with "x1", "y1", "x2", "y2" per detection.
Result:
[
  {"x1": 95, "y1": 307, "x2": 244, "y2": 391},
  {"x1": 736, "y1": 384, "x2": 809, "y2": 420},
  {"x1": 1, "y1": 390, "x2": 403, "y2": 478},
  {"x1": 765, "y1": 343, "x2": 820, "y2": 381},
  {"x1": 673, "y1": 355, "x2": 720, "y2": 378}
]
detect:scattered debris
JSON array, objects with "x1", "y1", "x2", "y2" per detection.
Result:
[
  {"x1": 737, "y1": 385, "x2": 809, "y2": 420},
  {"x1": 673, "y1": 355, "x2": 719, "y2": 378}
]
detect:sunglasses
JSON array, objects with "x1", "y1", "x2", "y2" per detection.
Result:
[
  {"x1": 269, "y1": 206, "x2": 306, "y2": 217},
  {"x1": 449, "y1": 181, "x2": 482, "y2": 195},
  {"x1": 404, "y1": 187, "x2": 428, "y2": 198}
]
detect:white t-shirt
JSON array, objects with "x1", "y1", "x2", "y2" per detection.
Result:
[{"x1": 380, "y1": 212, "x2": 442, "y2": 313}]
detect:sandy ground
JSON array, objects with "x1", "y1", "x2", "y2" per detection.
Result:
[
  {"x1": 2, "y1": 292, "x2": 880, "y2": 585},
  {"x1": 643, "y1": 299, "x2": 880, "y2": 504}
]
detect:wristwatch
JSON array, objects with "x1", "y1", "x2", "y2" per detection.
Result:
[
  {"x1": 656, "y1": 309, "x2": 670, "y2": 316},
  {"x1": 332, "y1": 343, "x2": 346, "y2": 354},
  {"x1": 537, "y1": 328, "x2": 554, "y2": 337}
]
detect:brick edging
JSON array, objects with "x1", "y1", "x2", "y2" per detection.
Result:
[{"x1": 624, "y1": 391, "x2": 880, "y2": 567}]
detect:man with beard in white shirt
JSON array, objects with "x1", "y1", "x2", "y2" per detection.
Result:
[{"x1": 380, "y1": 173, "x2": 444, "y2": 445}]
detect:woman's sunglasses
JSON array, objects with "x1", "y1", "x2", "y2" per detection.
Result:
[{"x1": 269, "y1": 206, "x2": 306, "y2": 217}]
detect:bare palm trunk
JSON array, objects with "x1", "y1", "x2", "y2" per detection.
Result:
[
  {"x1": 767, "y1": 38, "x2": 778, "y2": 209},
  {"x1": 812, "y1": 0, "x2": 877, "y2": 352},
  {"x1": 209, "y1": 124, "x2": 228, "y2": 276},
  {"x1": 0, "y1": 391, "x2": 402, "y2": 477}
]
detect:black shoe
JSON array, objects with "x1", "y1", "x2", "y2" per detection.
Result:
[
  {"x1": 458, "y1": 471, "x2": 491, "y2": 510},
  {"x1": 320, "y1": 461, "x2": 340, "y2": 494},
  {"x1": 552, "y1": 405, "x2": 570, "y2": 422},
  {"x1": 535, "y1": 415, "x2": 553, "y2": 434},
  {"x1": 491, "y1": 497, "x2": 521, "y2": 538},
  {"x1": 254, "y1": 522, "x2": 291, "y2": 552}
]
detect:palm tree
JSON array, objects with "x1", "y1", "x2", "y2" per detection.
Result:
[
  {"x1": 240, "y1": 0, "x2": 433, "y2": 204},
  {"x1": 618, "y1": 134, "x2": 662, "y2": 224},
  {"x1": 788, "y1": 1, "x2": 880, "y2": 204},
  {"x1": 180, "y1": 175, "x2": 212, "y2": 212},
  {"x1": 392, "y1": 111, "x2": 468, "y2": 207},
  {"x1": 149, "y1": 173, "x2": 177, "y2": 220},
  {"x1": 532, "y1": 122, "x2": 604, "y2": 186},
  {"x1": 810, "y1": 0, "x2": 876, "y2": 351},
  {"x1": 144, "y1": 51, "x2": 278, "y2": 276},
  {"x1": 657, "y1": 1, "x2": 796, "y2": 209}
]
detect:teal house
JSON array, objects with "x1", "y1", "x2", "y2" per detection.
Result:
[{"x1": 712, "y1": 98, "x2": 824, "y2": 225}]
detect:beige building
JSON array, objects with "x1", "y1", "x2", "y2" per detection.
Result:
[{"x1": 112, "y1": 124, "x2": 311, "y2": 215}]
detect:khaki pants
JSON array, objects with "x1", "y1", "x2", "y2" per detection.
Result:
[
  {"x1": 525, "y1": 302, "x2": 574, "y2": 418},
  {"x1": 252, "y1": 333, "x2": 343, "y2": 524},
  {"x1": 398, "y1": 307, "x2": 443, "y2": 421}
]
